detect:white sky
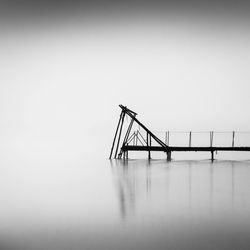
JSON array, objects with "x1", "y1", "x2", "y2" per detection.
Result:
[{"x1": 0, "y1": 13, "x2": 250, "y2": 156}]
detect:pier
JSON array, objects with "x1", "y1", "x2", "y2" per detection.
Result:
[{"x1": 109, "y1": 105, "x2": 250, "y2": 161}]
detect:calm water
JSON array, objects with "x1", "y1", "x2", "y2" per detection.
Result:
[{"x1": 0, "y1": 150, "x2": 250, "y2": 250}]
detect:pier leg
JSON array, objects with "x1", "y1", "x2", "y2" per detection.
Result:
[
  {"x1": 114, "y1": 112, "x2": 125, "y2": 158},
  {"x1": 167, "y1": 151, "x2": 171, "y2": 161},
  {"x1": 147, "y1": 133, "x2": 151, "y2": 160},
  {"x1": 109, "y1": 111, "x2": 123, "y2": 159},
  {"x1": 211, "y1": 151, "x2": 214, "y2": 162},
  {"x1": 148, "y1": 135, "x2": 151, "y2": 160}
]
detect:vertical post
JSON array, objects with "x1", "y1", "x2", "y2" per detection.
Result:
[
  {"x1": 210, "y1": 131, "x2": 214, "y2": 147},
  {"x1": 211, "y1": 151, "x2": 214, "y2": 162},
  {"x1": 232, "y1": 131, "x2": 235, "y2": 147},
  {"x1": 210, "y1": 131, "x2": 214, "y2": 162},
  {"x1": 189, "y1": 131, "x2": 192, "y2": 147},
  {"x1": 165, "y1": 131, "x2": 170, "y2": 146},
  {"x1": 147, "y1": 132, "x2": 151, "y2": 160},
  {"x1": 167, "y1": 151, "x2": 171, "y2": 161},
  {"x1": 166, "y1": 132, "x2": 170, "y2": 161},
  {"x1": 114, "y1": 111, "x2": 125, "y2": 158},
  {"x1": 136, "y1": 131, "x2": 138, "y2": 146},
  {"x1": 109, "y1": 111, "x2": 123, "y2": 159},
  {"x1": 148, "y1": 134, "x2": 151, "y2": 160}
]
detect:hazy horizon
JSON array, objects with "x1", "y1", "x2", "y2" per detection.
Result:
[
  {"x1": 1, "y1": 2, "x2": 250, "y2": 249},
  {"x1": 1, "y1": 0, "x2": 250, "y2": 154}
]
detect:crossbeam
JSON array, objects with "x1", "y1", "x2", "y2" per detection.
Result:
[{"x1": 123, "y1": 146, "x2": 250, "y2": 152}]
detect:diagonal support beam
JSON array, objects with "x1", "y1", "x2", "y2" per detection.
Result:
[
  {"x1": 118, "y1": 117, "x2": 135, "y2": 159},
  {"x1": 114, "y1": 111, "x2": 126, "y2": 158},
  {"x1": 109, "y1": 110, "x2": 123, "y2": 159},
  {"x1": 119, "y1": 105, "x2": 167, "y2": 149},
  {"x1": 110, "y1": 105, "x2": 169, "y2": 159}
]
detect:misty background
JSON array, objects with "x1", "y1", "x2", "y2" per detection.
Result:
[
  {"x1": 1, "y1": 1, "x2": 250, "y2": 250},
  {"x1": 1, "y1": 0, "x2": 250, "y2": 160}
]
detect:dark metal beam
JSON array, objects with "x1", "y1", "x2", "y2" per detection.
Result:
[
  {"x1": 109, "y1": 110, "x2": 123, "y2": 159},
  {"x1": 114, "y1": 111, "x2": 125, "y2": 158},
  {"x1": 122, "y1": 145, "x2": 250, "y2": 152},
  {"x1": 119, "y1": 106, "x2": 167, "y2": 148}
]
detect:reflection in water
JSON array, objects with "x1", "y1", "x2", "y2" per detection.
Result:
[
  {"x1": 111, "y1": 159, "x2": 149, "y2": 219},
  {"x1": 232, "y1": 162, "x2": 235, "y2": 211},
  {"x1": 111, "y1": 159, "x2": 241, "y2": 221},
  {"x1": 111, "y1": 160, "x2": 136, "y2": 219},
  {"x1": 0, "y1": 157, "x2": 250, "y2": 250},
  {"x1": 111, "y1": 159, "x2": 250, "y2": 249},
  {"x1": 209, "y1": 162, "x2": 213, "y2": 214}
]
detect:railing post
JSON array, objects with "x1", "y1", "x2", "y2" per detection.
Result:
[
  {"x1": 232, "y1": 131, "x2": 235, "y2": 147},
  {"x1": 210, "y1": 131, "x2": 214, "y2": 147},
  {"x1": 165, "y1": 131, "x2": 170, "y2": 146},
  {"x1": 189, "y1": 131, "x2": 192, "y2": 147}
]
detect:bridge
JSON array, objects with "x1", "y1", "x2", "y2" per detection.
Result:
[{"x1": 109, "y1": 105, "x2": 250, "y2": 161}]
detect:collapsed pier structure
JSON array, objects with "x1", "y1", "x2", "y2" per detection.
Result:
[{"x1": 109, "y1": 105, "x2": 250, "y2": 161}]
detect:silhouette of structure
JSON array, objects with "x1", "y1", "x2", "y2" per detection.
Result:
[{"x1": 109, "y1": 105, "x2": 250, "y2": 161}]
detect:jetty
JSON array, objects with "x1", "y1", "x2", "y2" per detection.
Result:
[{"x1": 109, "y1": 105, "x2": 250, "y2": 161}]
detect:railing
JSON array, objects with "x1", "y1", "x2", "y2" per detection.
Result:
[{"x1": 151, "y1": 131, "x2": 250, "y2": 148}]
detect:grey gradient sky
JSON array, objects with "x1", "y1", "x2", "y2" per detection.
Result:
[{"x1": 1, "y1": 0, "x2": 250, "y2": 156}]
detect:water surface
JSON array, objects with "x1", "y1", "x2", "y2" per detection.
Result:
[{"x1": 0, "y1": 154, "x2": 250, "y2": 250}]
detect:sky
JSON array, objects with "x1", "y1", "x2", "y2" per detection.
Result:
[{"x1": 1, "y1": 0, "x2": 250, "y2": 158}]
